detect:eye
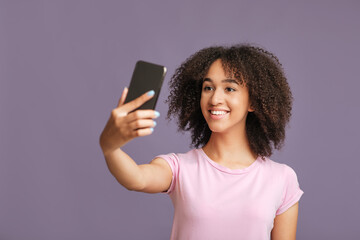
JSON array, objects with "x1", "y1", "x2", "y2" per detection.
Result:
[
  {"x1": 203, "y1": 86, "x2": 213, "y2": 91},
  {"x1": 225, "y1": 87, "x2": 236, "y2": 92}
]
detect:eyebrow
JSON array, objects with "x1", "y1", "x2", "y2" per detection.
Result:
[{"x1": 203, "y1": 78, "x2": 239, "y2": 85}]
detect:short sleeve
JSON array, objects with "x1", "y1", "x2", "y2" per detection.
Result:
[
  {"x1": 276, "y1": 165, "x2": 304, "y2": 215},
  {"x1": 155, "y1": 153, "x2": 179, "y2": 194}
]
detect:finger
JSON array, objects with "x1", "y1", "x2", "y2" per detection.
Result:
[
  {"x1": 121, "y1": 90, "x2": 155, "y2": 113},
  {"x1": 129, "y1": 119, "x2": 157, "y2": 130},
  {"x1": 132, "y1": 127, "x2": 154, "y2": 137},
  {"x1": 117, "y1": 87, "x2": 129, "y2": 108},
  {"x1": 126, "y1": 109, "x2": 160, "y2": 122}
]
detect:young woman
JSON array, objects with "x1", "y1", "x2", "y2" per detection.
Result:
[{"x1": 100, "y1": 44, "x2": 304, "y2": 240}]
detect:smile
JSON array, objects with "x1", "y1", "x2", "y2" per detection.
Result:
[
  {"x1": 210, "y1": 110, "x2": 228, "y2": 115},
  {"x1": 208, "y1": 110, "x2": 229, "y2": 120}
]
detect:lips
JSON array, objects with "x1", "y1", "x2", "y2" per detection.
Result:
[
  {"x1": 208, "y1": 109, "x2": 229, "y2": 120},
  {"x1": 210, "y1": 110, "x2": 228, "y2": 115}
]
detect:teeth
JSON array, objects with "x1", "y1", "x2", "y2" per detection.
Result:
[{"x1": 211, "y1": 111, "x2": 227, "y2": 115}]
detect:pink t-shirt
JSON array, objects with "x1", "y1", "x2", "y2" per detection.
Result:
[{"x1": 157, "y1": 149, "x2": 303, "y2": 240}]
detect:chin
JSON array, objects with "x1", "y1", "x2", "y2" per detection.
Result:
[{"x1": 207, "y1": 124, "x2": 227, "y2": 133}]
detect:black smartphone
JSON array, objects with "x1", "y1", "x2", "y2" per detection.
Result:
[{"x1": 124, "y1": 60, "x2": 167, "y2": 110}]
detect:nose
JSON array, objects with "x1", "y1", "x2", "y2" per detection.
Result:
[{"x1": 210, "y1": 89, "x2": 225, "y2": 106}]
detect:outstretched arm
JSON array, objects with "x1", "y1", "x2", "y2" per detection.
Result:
[{"x1": 100, "y1": 88, "x2": 172, "y2": 193}]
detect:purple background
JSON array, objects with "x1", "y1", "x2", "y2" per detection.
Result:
[{"x1": 1, "y1": 1, "x2": 359, "y2": 239}]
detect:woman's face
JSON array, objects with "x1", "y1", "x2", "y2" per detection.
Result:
[{"x1": 200, "y1": 59, "x2": 253, "y2": 134}]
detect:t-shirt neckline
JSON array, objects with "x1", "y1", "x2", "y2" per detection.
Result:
[{"x1": 198, "y1": 148, "x2": 261, "y2": 175}]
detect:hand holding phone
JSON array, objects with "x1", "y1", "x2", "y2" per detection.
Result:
[
  {"x1": 100, "y1": 88, "x2": 160, "y2": 152},
  {"x1": 100, "y1": 60, "x2": 166, "y2": 152}
]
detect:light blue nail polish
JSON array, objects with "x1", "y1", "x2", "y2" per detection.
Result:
[
  {"x1": 154, "y1": 111, "x2": 160, "y2": 118},
  {"x1": 150, "y1": 128, "x2": 154, "y2": 132},
  {"x1": 147, "y1": 90, "x2": 155, "y2": 96},
  {"x1": 153, "y1": 121, "x2": 157, "y2": 127}
]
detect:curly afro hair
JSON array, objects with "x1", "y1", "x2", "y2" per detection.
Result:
[{"x1": 166, "y1": 44, "x2": 293, "y2": 157}]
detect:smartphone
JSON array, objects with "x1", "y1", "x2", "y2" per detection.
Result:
[{"x1": 124, "y1": 60, "x2": 167, "y2": 110}]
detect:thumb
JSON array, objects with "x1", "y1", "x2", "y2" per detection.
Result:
[{"x1": 117, "y1": 87, "x2": 128, "y2": 108}]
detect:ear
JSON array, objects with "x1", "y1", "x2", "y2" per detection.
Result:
[{"x1": 248, "y1": 104, "x2": 255, "y2": 112}]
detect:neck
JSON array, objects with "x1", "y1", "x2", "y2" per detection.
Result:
[{"x1": 202, "y1": 128, "x2": 257, "y2": 166}]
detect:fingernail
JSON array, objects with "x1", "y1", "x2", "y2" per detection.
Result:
[
  {"x1": 147, "y1": 90, "x2": 155, "y2": 96},
  {"x1": 150, "y1": 128, "x2": 154, "y2": 132},
  {"x1": 153, "y1": 121, "x2": 157, "y2": 127},
  {"x1": 154, "y1": 111, "x2": 160, "y2": 118}
]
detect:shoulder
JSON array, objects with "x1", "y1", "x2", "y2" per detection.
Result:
[
  {"x1": 265, "y1": 159, "x2": 304, "y2": 215},
  {"x1": 155, "y1": 149, "x2": 200, "y2": 168},
  {"x1": 260, "y1": 157, "x2": 300, "y2": 184},
  {"x1": 154, "y1": 149, "x2": 200, "y2": 194},
  {"x1": 262, "y1": 157, "x2": 298, "y2": 174},
  {"x1": 157, "y1": 149, "x2": 200, "y2": 162}
]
